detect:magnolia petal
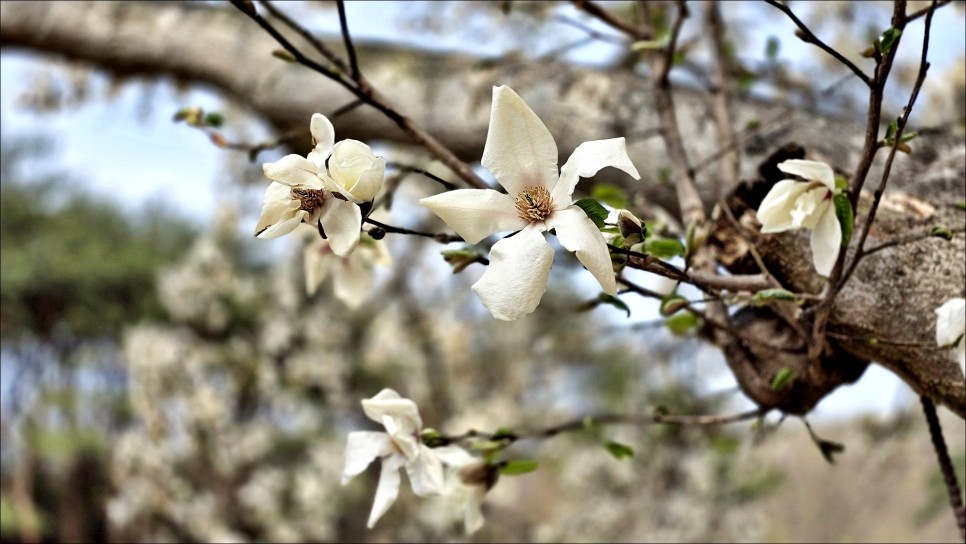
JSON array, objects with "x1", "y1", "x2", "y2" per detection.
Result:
[
  {"x1": 310, "y1": 113, "x2": 335, "y2": 155},
  {"x1": 778, "y1": 159, "x2": 836, "y2": 190},
  {"x1": 342, "y1": 431, "x2": 393, "y2": 485},
  {"x1": 935, "y1": 298, "x2": 966, "y2": 347},
  {"x1": 464, "y1": 485, "x2": 487, "y2": 535},
  {"x1": 255, "y1": 183, "x2": 298, "y2": 233},
  {"x1": 548, "y1": 207, "x2": 617, "y2": 295},
  {"x1": 481, "y1": 86, "x2": 559, "y2": 196},
  {"x1": 420, "y1": 189, "x2": 527, "y2": 244},
  {"x1": 303, "y1": 239, "x2": 331, "y2": 296},
  {"x1": 553, "y1": 138, "x2": 640, "y2": 206},
  {"x1": 432, "y1": 445, "x2": 476, "y2": 467},
  {"x1": 362, "y1": 389, "x2": 422, "y2": 429},
  {"x1": 262, "y1": 154, "x2": 323, "y2": 188},
  {"x1": 405, "y1": 444, "x2": 446, "y2": 497},
  {"x1": 809, "y1": 204, "x2": 841, "y2": 277},
  {"x1": 757, "y1": 180, "x2": 811, "y2": 233},
  {"x1": 256, "y1": 211, "x2": 306, "y2": 240},
  {"x1": 319, "y1": 198, "x2": 362, "y2": 257},
  {"x1": 472, "y1": 226, "x2": 554, "y2": 321},
  {"x1": 368, "y1": 454, "x2": 404, "y2": 528}
]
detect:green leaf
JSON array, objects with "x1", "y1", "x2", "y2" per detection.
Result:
[
  {"x1": 684, "y1": 222, "x2": 697, "y2": 260},
  {"x1": 574, "y1": 198, "x2": 609, "y2": 229},
  {"x1": 492, "y1": 427, "x2": 515, "y2": 440},
  {"x1": 833, "y1": 193, "x2": 854, "y2": 247},
  {"x1": 203, "y1": 112, "x2": 224, "y2": 128},
  {"x1": 598, "y1": 293, "x2": 631, "y2": 317},
  {"x1": 646, "y1": 238, "x2": 685, "y2": 259},
  {"x1": 500, "y1": 459, "x2": 539, "y2": 476},
  {"x1": 900, "y1": 130, "x2": 918, "y2": 143},
  {"x1": 930, "y1": 226, "x2": 953, "y2": 241},
  {"x1": 658, "y1": 166, "x2": 672, "y2": 184},
  {"x1": 604, "y1": 441, "x2": 635, "y2": 460},
  {"x1": 954, "y1": 201, "x2": 965, "y2": 211},
  {"x1": 765, "y1": 36, "x2": 780, "y2": 61},
  {"x1": 611, "y1": 234, "x2": 626, "y2": 249},
  {"x1": 753, "y1": 288, "x2": 797, "y2": 304},
  {"x1": 271, "y1": 49, "x2": 298, "y2": 63},
  {"x1": 591, "y1": 184, "x2": 628, "y2": 209},
  {"x1": 878, "y1": 27, "x2": 902, "y2": 56},
  {"x1": 666, "y1": 312, "x2": 701, "y2": 336},
  {"x1": 834, "y1": 175, "x2": 849, "y2": 191},
  {"x1": 771, "y1": 368, "x2": 795, "y2": 391},
  {"x1": 660, "y1": 294, "x2": 688, "y2": 316}
]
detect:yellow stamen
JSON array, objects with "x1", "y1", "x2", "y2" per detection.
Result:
[{"x1": 515, "y1": 186, "x2": 553, "y2": 222}]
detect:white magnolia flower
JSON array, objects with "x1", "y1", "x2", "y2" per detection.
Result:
[
  {"x1": 433, "y1": 446, "x2": 493, "y2": 535},
  {"x1": 935, "y1": 297, "x2": 966, "y2": 378},
  {"x1": 756, "y1": 159, "x2": 841, "y2": 277},
  {"x1": 420, "y1": 85, "x2": 640, "y2": 320},
  {"x1": 342, "y1": 389, "x2": 445, "y2": 528},
  {"x1": 255, "y1": 113, "x2": 385, "y2": 256},
  {"x1": 302, "y1": 224, "x2": 392, "y2": 309}
]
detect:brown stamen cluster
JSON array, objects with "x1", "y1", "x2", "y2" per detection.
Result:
[
  {"x1": 292, "y1": 187, "x2": 327, "y2": 212},
  {"x1": 514, "y1": 186, "x2": 553, "y2": 222}
]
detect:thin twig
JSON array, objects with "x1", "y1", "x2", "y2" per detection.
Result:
[
  {"x1": 920, "y1": 395, "x2": 966, "y2": 540},
  {"x1": 763, "y1": 0, "x2": 872, "y2": 87},
  {"x1": 386, "y1": 162, "x2": 458, "y2": 190},
  {"x1": 572, "y1": 0, "x2": 648, "y2": 40},
  {"x1": 259, "y1": 0, "x2": 348, "y2": 72},
  {"x1": 363, "y1": 217, "x2": 463, "y2": 243},
  {"x1": 863, "y1": 227, "x2": 965, "y2": 258},
  {"x1": 335, "y1": 1, "x2": 360, "y2": 81},
  {"x1": 705, "y1": 1, "x2": 740, "y2": 196}
]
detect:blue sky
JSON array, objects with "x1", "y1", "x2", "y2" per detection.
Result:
[{"x1": 1, "y1": 1, "x2": 962, "y2": 420}]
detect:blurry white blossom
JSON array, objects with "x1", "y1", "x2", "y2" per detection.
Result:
[
  {"x1": 434, "y1": 446, "x2": 492, "y2": 534},
  {"x1": 301, "y1": 223, "x2": 391, "y2": 309}
]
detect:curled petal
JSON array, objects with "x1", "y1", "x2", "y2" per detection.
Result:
[
  {"x1": 310, "y1": 113, "x2": 335, "y2": 155},
  {"x1": 257, "y1": 210, "x2": 306, "y2": 240},
  {"x1": 405, "y1": 444, "x2": 446, "y2": 497},
  {"x1": 548, "y1": 207, "x2": 617, "y2": 295},
  {"x1": 777, "y1": 159, "x2": 836, "y2": 191},
  {"x1": 342, "y1": 431, "x2": 393, "y2": 485},
  {"x1": 362, "y1": 389, "x2": 422, "y2": 430},
  {"x1": 553, "y1": 138, "x2": 640, "y2": 206},
  {"x1": 262, "y1": 154, "x2": 323, "y2": 188},
  {"x1": 809, "y1": 204, "x2": 841, "y2": 277},
  {"x1": 481, "y1": 86, "x2": 559, "y2": 196},
  {"x1": 472, "y1": 225, "x2": 554, "y2": 321},
  {"x1": 368, "y1": 454, "x2": 404, "y2": 528},
  {"x1": 420, "y1": 189, "x2": 527, "y2": 244},
  {"x1": 756, "y1": 180, "x2": 811, "y2": 233},
  {"x1": 319, "y1": 198, "x2": 362, "y2": 257}
]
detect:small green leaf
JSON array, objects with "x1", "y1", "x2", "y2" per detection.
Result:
[
  {"x1": 765, "y1": 36, "x2": 780, "y2": 61},
  {"x1": 574, "y1": 198, "x2": 609, "y2": 229},
  {"x1": 900, "y1": 130, "x2": 918, "y2": 143},
  {"x1": 272, "y1": 49, "x2": 298, "y2": 63},
  {"x1": 604, "y1": 441, "x2": 635, "y2": 460},
  {"x1": 598, "y1": 293, "x2": 631, "y2": 317},
  {"x1": 591, "y1": 184, "x2": 629, "y2": 209},
  {"x1": 754, "y1": 288, "x2": 797, "y2": 304},
  {"x1": 684, "y1": 222, "x2": 697, "y2": 260},
  {"x1": 611, "y1": 234, "x2": 626, "y2": 249},
  {"x1": 930, "y1": 226, "x2": 953, "y2": 241},
  {"x1": 631, "y1": 39, "x2": 667, "y2": 52},
  {"x1": 885, "y1": 120, "x2": 898, "y2": 142},
  {"x1": 878, "y1": 27, "x2": 902, "y2": 56},
  {"x1": 583, "y1": 416, "x2": 596, "y2": 429},
  {"x1": 492, "y1": 427, "x2": 515, "y2": 440},
  {"x1": 833, "y1": 193, "x2": 854, "y2": 247},
  {"x1": 646, "y1": 238, "x2": 685, "y2": 259},
  {"x1": 660, "y1": 294, "x2": 688, "y2": 316},
  {"x1": 203, "y1": 112, "x2": 224, "y2": 128},
  {"x1": 771, "y1": 368, "x2": 795, "y2": 391},
  {"x1": 834, "y1": 175, "x2": 848, "y2": 191},
  {"x1": 500, "y1": 459, "x2": 539, "y2": 476},
  {"x1": 954, "y1": 201, "x2": 965, "y2": 211},
  {"x1": 666, "y1": 312, "x2": 701, "y2": 336},
  {"x1": 658, "y1": 166, "x2": 672, "y2": 184}
]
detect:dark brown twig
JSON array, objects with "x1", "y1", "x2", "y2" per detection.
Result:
[
  {"x1": 363, "y1": 217, "x2": 463, "y2": 243},
  {"x1": 920, "y1": 395, "x2": 966, "y2": 540},
  {"x1": 335, "y1": 1, "x2": 360, "y2": 81}
]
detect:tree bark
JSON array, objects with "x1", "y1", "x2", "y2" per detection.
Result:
[{"x1": 2, "y1": 0, "x2": 963, "y2": 416}]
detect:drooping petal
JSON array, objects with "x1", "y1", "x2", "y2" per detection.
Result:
[
  {"x1": 257, "y1": 211, "x2": 306, "y2": 240},
  {"x1": 368, "y1": 454, "x2": 404, "y2": 528},
  {"x1": 303, "y1": 238, "x2": 332, "y2": 296},
  {"x1": 552, "y1": 138, "x2": 640, "y2": 206},
  {"x1": 757, "y1": 180, "x2": 812, "y2": 233},
  {"x1": 319, "y1": 198, "x2": 362, "y2": 257},
  {"x1": 777, "y1": 159, "x2": 836, "y2": 191},
  {"x1": 405, "y1": 444, "x2": 446, "y2": 497},
  {"x1": 935, "y1": 298, "x2": 966, "y2": 347},
  {"x1": 547, "y1": 206, "x2": 617, "y2": 295},
  {"x1": 362, "y1": 389, "x2": 422, "y2": 429},
  {"x1": 432, "y1": 445, "x2": 476, "y2": 467},
  {"x1": 464, "y1": 485, "x2": 487, "y2": 535},
  {"x1": 809, "y1": 204, "x2": 841, "y2": 277},
  {"x1": 471, "y1": 225, "x2": 554, "y2": 321},
  {"x1": 420, "y1": 189, "x2": 528, "y2": 244},
  {"x1": 262, "y1": 154, "x2": 323, "y2": 188},
  {"x1": 481, "y1": 86, "x2": 559, "y2": 196},
  {"x1": 333, "y1": 252, "x2": 374, "y2": 309},
  {"x1": 342, "y1": 431, "x2": 394, "y2": 485}
]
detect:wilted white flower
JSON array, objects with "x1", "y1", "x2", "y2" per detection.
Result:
[
  {"x1": 756, "y1": 159, "x2": 841, "y2": 277},
  {"x1": 935, "y1": 297, "x2": 965, "y2": 378},
  {"x1": 256, "y1": 113, "x2": 385, "y2": 256},
  {"x1": 301, "y1": 215, "x2": 392, "y2": 308},
  {"x1": 342, "y1": 389, "x2": 445, "y2": 528},
  {"x1": 420, "y1": 85, "x2": 640, "y2": 320},
  {"x1": 434, "y1": 446, "x2": 493, "y2": 535}
]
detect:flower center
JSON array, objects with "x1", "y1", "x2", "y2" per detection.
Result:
[
  {"x1": 292, "y1": 187, "x2": 327, "y2": 212},
  {"x1": 514, "y1": 186, "x2": 553, "y2": 222}
]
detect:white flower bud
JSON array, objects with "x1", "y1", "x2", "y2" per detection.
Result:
[{"x1": 328, "y1": 139, "x2": 385, "y2": 202}]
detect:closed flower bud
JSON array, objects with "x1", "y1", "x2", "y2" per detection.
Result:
[
  {"x1": 617, "y1": 209, "x2": 645, "y2": 246},
  {"x1": 328, "y1": 139, "x2": 385, "y2": 202}
]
